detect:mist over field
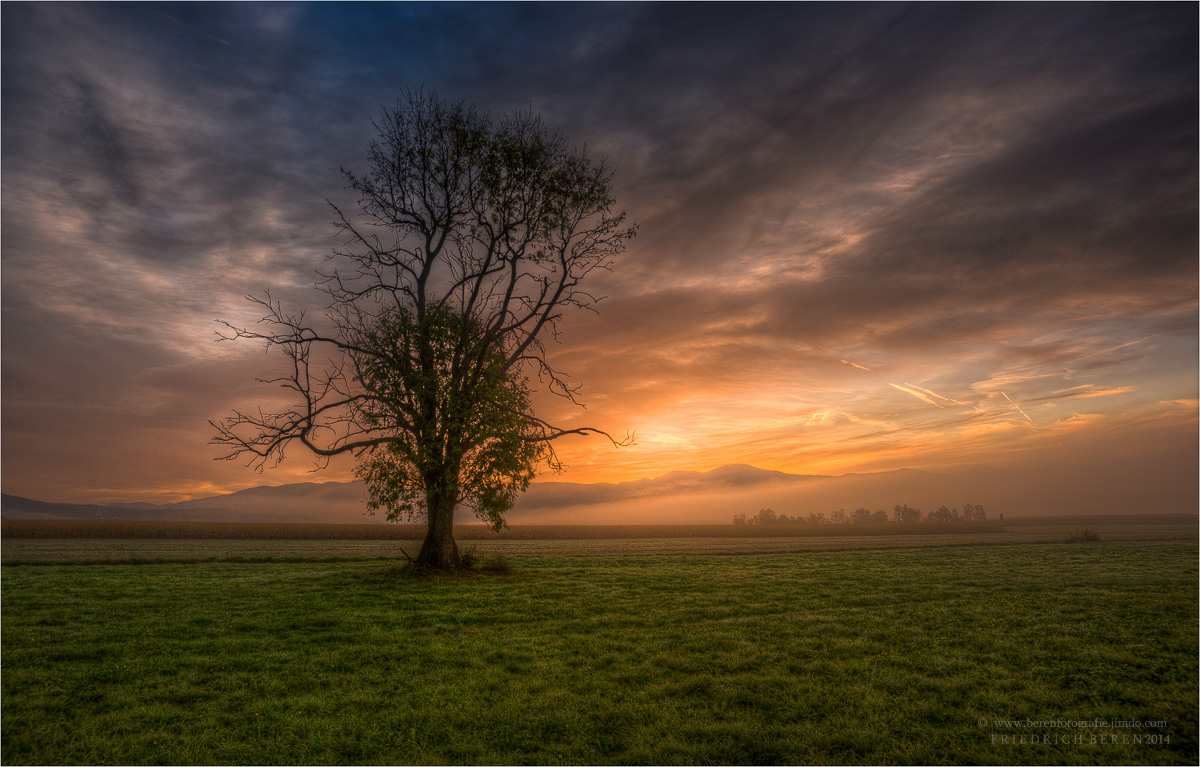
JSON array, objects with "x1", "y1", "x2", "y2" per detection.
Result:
[
  {"x1": 515, "y1": 447, "x2": 1198, "y2": 524},
  {"x1": 5, "y1": 446, "x2": 1194, "y2": 526}
]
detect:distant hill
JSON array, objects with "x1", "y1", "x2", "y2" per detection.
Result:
[
  {"x1": 1, "y1": 483, "x2": 376, "y2": 525},
  {"x1": 513, "y1": 463, "x2": 828, "y2": 510},
  {"x1": 0, "y1": 494, "x2": 179, "y2": 521},
  {"x1": 3, "y1": 447, "x2": 1196, "y2": 525}
]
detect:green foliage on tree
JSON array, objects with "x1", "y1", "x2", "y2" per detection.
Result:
[
  {"x1": 213, "y1": 90, "x2": 636, "y2": 569},
  {"x1": 352, "y1": 307, "x2": 547, "y2": 532}
]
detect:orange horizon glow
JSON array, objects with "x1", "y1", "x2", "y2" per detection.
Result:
[{"x1": 50, "y1": 395, "x2": 1195, "y2": 508}]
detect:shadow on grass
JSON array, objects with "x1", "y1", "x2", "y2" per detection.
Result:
[{"x1": 363, "y1": 553, "x2": 518, "y2": 581}]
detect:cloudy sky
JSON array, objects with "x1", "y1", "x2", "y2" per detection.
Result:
[{"x1": 3, "y1": 2, "x2": 1196, "y2": 504}]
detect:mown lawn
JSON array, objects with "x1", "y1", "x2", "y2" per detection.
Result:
[{"x1": 2, "y1": 541, "x2": 1196, "y2": 765}]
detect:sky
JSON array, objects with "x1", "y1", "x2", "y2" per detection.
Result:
[{"x1": 2, "y1": 2, "x2": 1197, "y2": 505}]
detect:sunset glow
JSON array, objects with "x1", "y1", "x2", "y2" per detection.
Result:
[{"x1": 2, "y1": 3, "x2": 1196, "y2": 508}]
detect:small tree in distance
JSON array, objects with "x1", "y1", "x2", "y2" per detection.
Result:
[
  {"x1": 962, "y1": 502, "x2": 986, "y2": 521},
  {"x1": 731, "y1": 502, "x2": 991, "y2": 526},
  {"x1": 893, "y1": 504, "x2": 922, "y2": 523},
  {"x1": 928, "y1": 505, "x2": 954, "y2": 523},
  {"x1": 212, "y1": 90, "x2": 637, "y2": 570},
  {"x1": 755, "y1": 508, "x2": 778, "y2": 525}
]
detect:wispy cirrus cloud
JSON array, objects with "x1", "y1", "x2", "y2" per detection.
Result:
[{"x1": 1042, "y1": 385, "x2": 1138, "y2": 401}]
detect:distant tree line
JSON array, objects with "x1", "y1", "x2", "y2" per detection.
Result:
[{"x1": 733, "y1": 503, "x2": 987, "y2": 525}]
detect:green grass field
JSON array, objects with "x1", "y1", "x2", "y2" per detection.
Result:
[{"x1": 2, "y1": 538, "x2": 1196, "y2": 765}]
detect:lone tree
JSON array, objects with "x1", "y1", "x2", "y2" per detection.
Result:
[{"x1": 212, "y1": 91, "x2": 636, "y2": 570}]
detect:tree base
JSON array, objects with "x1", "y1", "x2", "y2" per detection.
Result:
[{"x1": 414, "y1": 534, "x2": 461, "y2": 571}]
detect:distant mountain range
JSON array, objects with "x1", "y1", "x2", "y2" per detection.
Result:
[
  {"x1": 0, "y1": 464, "x2": 810, "y2": 525},
  {"x1": 3, "y1": 450, "x2": 1196, "y2": 525},
  {"x1": 1, "y1": 481, "x2": 377, "y2": 525}
]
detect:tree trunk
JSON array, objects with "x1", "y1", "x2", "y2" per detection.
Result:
[{"x1": 416, "y1": 482, "x2": 460, "y2": 570}]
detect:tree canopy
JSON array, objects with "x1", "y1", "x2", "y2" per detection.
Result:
[{"x1": 213, "y1": 90, "x2": 636, "y2": 569}]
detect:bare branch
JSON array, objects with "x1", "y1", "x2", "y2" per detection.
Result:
[{"x1": 213, "y1": 89, "x2": 635, "y2": 566}]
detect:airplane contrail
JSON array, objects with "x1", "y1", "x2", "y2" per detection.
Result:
[
  {"x1": 890, "y1": 383, "x2": 943, "y2": 408},
  {"x1": 1001, "y1": 391, "x2": 1034, "y2": 423},
  {"x1": 905, "y1": 382, "x2": 967, "y2": 406}
]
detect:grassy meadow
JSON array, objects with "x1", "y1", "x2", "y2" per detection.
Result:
[{"x1": 2, "y1": 537, "x2": 1196, "y2": 765}]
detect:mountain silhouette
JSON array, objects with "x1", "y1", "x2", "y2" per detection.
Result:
[{"x1": 3, "y1": 448, "x2": 1195, "y2": 524}]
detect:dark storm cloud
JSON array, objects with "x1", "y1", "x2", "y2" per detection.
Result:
[{"x1": 2, "y1": 2, "x2": 1196, "y2": 500}]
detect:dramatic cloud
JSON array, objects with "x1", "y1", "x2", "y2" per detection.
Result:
[{"x1": 2, "y1": 2, "x2": 1196, "y2": 504}]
